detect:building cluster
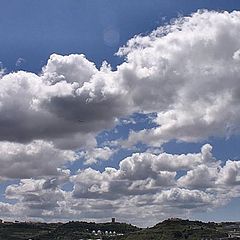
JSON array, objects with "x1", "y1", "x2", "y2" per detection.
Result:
[
  {"x1": 90, "y1": 218, "x2": 124, "y2": 237},
  {"x1": 92, "y1": 230, "x2": 117, "y2": 236}
]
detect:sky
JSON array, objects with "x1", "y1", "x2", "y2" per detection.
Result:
[{"x1": 0, "y1": 0, "x2": 240, "y2": 227}]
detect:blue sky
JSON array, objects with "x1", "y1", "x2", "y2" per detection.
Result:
[
  {"x1": 0, "y1": 0, "x2": 240, "y2": 226},
  {"x1": 1, "y1": 0, "x2": 240, "y2": 72}
]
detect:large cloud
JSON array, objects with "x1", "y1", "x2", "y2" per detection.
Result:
[
  {"x1": 1, "y1": 11, "x2": 240, "y2": 150},
  {"x1": 119, "y1": 10, "x2": 240, "y2": 146},
  {"x1": 0, "y1": 55, "x2": 129, "y2": 150}
]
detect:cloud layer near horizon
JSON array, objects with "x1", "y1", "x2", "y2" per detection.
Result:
[
  {"x1": 0, "y1": 10, "x2": 240, "y2": 225},
  {"x1": 3, "y1": 144, "x2": 240, "y2": 226}
]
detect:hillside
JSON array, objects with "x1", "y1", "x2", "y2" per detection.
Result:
[
  {"x1": 33, "y1": 221, "x2": 140, "y2": 240},
  {"x1": 0, "y1": 221, "x2": 140, "y2": 240},
  {"x1": 118, "y1": 219, "x2": 233, "y2": 240},
  {"x1": 0, "y1": 219, "x2": 239, "y2": 240}
]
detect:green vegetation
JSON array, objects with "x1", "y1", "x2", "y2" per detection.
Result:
[
  {"x1": 0, "y1": 218, "x2": 239, "y2": 240},
  {"x1": 0, "y1": 222, "x2": 58, "y2": 240},
  {"x1": 119, "y1": 219, "x2": 229, "y2": 240},
  {"x1": 0, "y1": 221, "x2": 139, "y2": 240},
  {"x1": 33, "y1": 221, "x2": 139, "y2": 240}
]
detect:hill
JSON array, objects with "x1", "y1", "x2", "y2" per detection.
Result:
[
  {"x1": 117, "y1": 218, "x2": 234, "y2": 240},
  {"x1": 0, "y1": 221, "x2": 140, "y2": 240},
  {"x1": 33, "y1": 221, "x2": 140, "y2": 240},
  {"x1": 0, "y1": 218, "x2": 239, "y2": 240}
]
